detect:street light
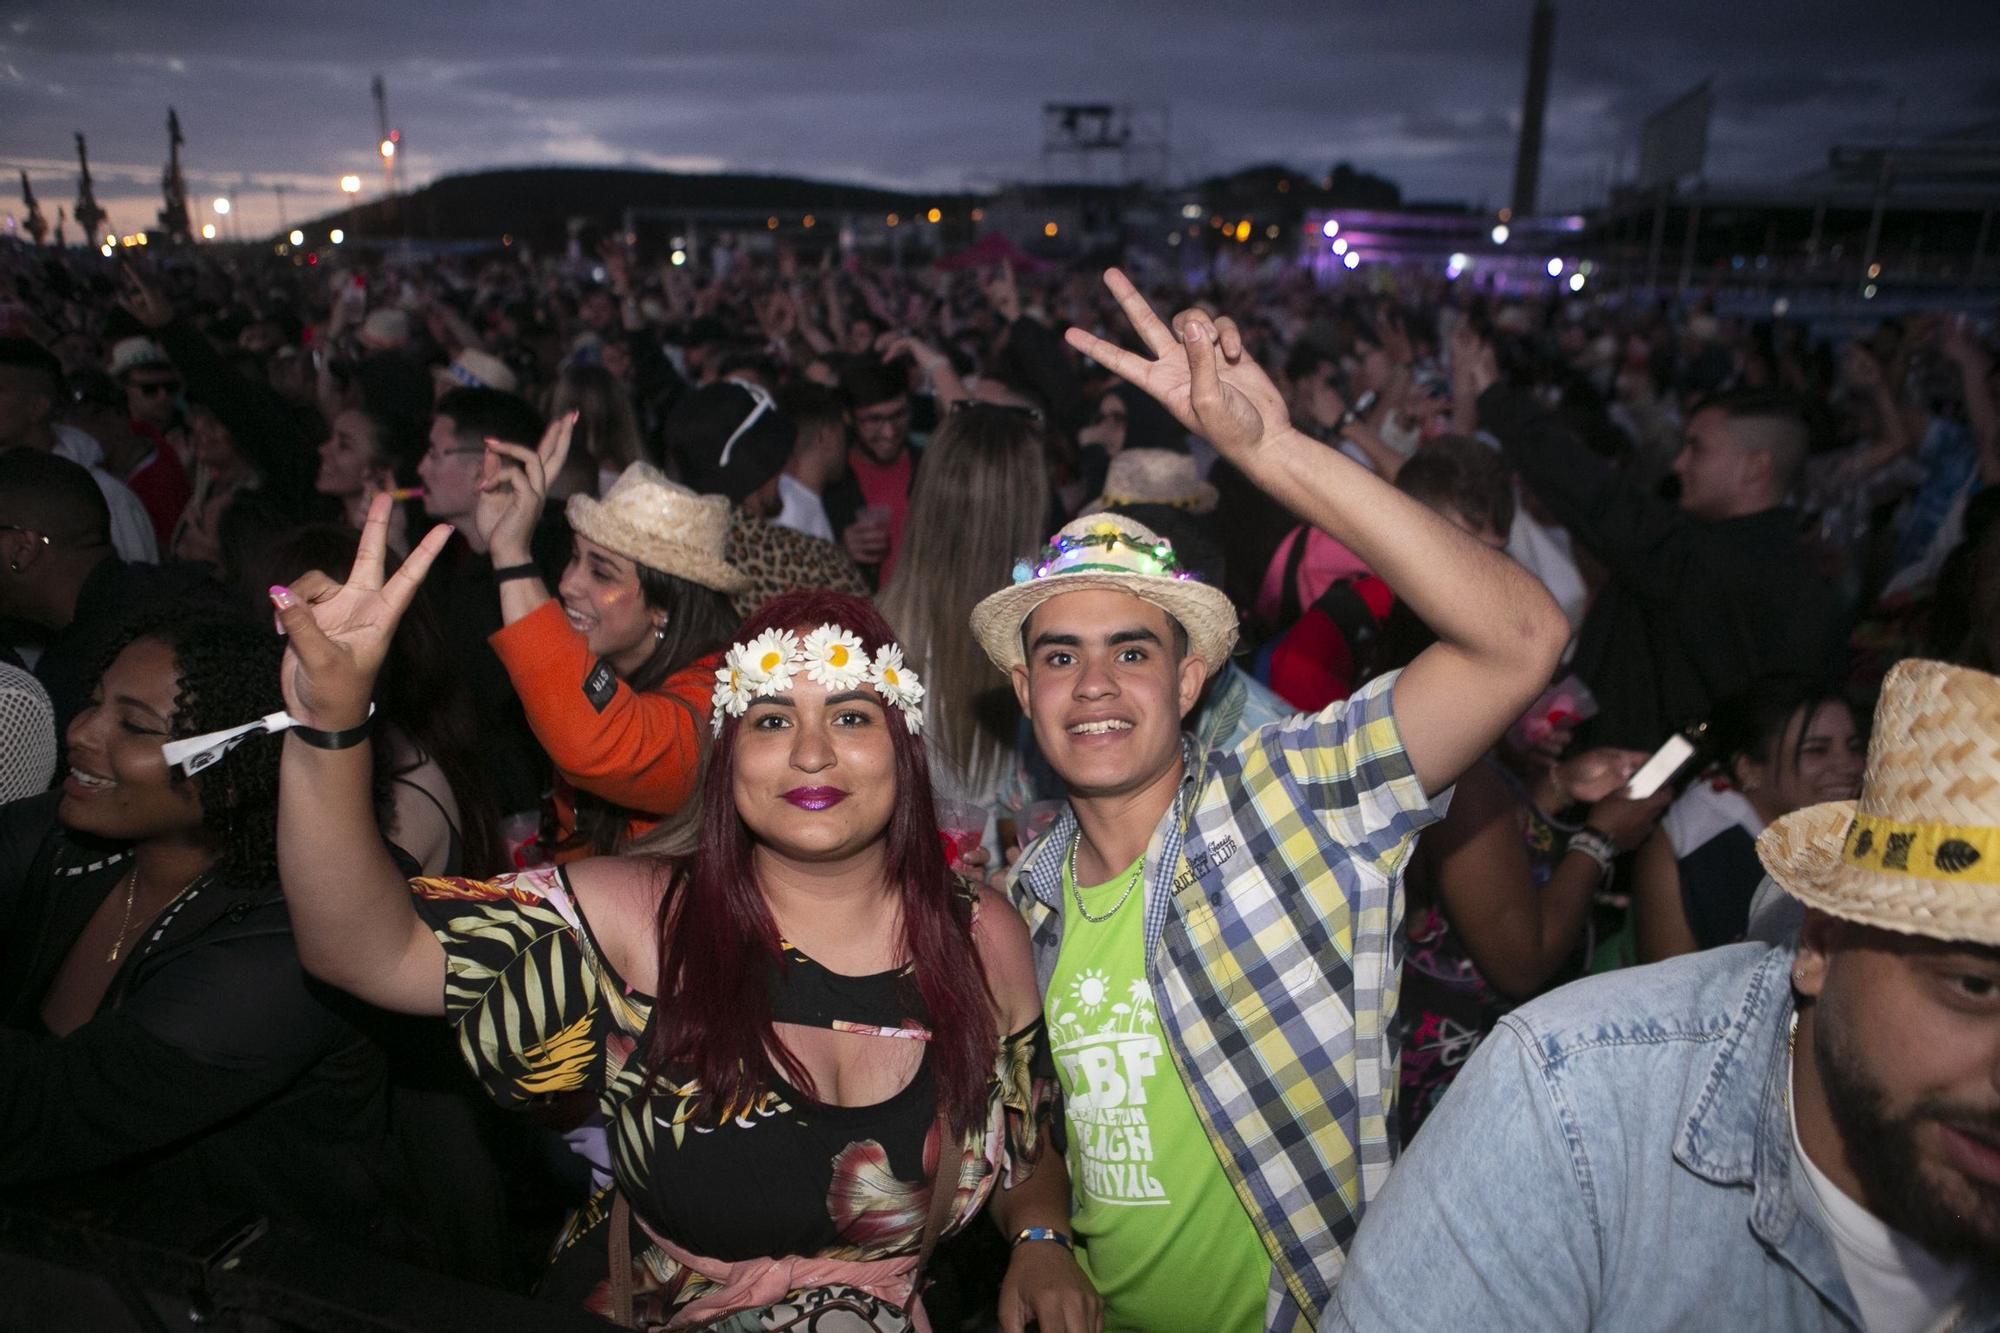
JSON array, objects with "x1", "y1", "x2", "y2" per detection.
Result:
[
  {"x1": 330, "y1": 228, "x2": 345, "y2": 245},
  {"x1": 340, "y1": 175, "x2": 362, "y2": 195},
  {"x1": 1490, "y1": 223, "x2": 1509, "y2": 245},
  {"x1": 380, "y1": 139, "x2": 396, "y2": 160},
  {"x1": 212, "y1": 197, "x2": 231, "y2": 216},
  {"x1": 289, "y1": 229, "x2": 304, "y2": 246}
]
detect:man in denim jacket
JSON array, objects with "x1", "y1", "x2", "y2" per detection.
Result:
[{"x1": 1328, "y1": 658, "x2": 2000, "y2": 1332}]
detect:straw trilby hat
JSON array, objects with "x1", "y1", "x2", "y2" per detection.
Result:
[
  {"x1": 1758, "y1": 658, "x2": 2000, "y2": 946},
  {"x1": 1085, "y1": 448, "x2": 1219, "y2": 516},
  {"x1": 969, "y1": 512, "x2": 1238, "y2": 678},
  {"x1": 566, "y1": 463, "x2": 750, "y2": 596}
]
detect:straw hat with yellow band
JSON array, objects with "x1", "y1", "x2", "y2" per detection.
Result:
[
  {"x1": 969, "y1": 512, "x2": 1238, "y2": 678},
  {"x1": 1757, "y1": 658, "x2": 2000, "y2": 947},
  {"x1": 566, "y1": 462, "x2": 751, "y2": 596}
]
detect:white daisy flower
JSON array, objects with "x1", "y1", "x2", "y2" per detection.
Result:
[
  {"x1": 800, "y1": 623, "x2": 869, "y2": 690},
  {"x1": 739, "y1": 628, "x2": 801, "y2": 697},
  {"x1": 710, "y1": 659, "x2": 753, "y2": 734},
  {"x1": 866, "y1": 644, "x2": 926, "y2": 732}
]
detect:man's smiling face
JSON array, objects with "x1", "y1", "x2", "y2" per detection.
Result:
[{"x1": 1011, "y1": 587, "x2": 1206, "y2": 801}]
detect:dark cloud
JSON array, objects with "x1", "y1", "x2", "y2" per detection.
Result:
[{"x1": 2, "y1": 0, "x2": 1994, "y2": 235}]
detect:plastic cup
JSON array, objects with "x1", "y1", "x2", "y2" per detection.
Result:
[{"x1": 934, "y1": 797, "x2": 987, "y2": 871}]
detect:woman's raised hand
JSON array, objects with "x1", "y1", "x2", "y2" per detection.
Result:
[
  {"x1": 1063, "y1": 268, "x2": 1290, "y2": 463},
  {"x1": 474, "y1": 411, "x2": 575, "y2": 566},
  {"x1": 271, "y1": 493, "x2": 453, "y2": 729}
]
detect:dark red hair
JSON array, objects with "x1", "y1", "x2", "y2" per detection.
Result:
[{"x1": 643, "y1": 589, "x2": 996, "y2": 1130}]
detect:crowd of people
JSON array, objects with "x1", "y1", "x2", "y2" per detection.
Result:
[{"x1": 0, "y1": 225, "x2": 1996, "y2": 1332}]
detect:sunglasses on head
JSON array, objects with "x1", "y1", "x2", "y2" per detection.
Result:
[{"x1": 948, "y1": 399, "x2": 1044, "y2": 424}]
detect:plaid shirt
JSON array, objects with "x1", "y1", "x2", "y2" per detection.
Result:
[{"x1": 1009, "y1": 670, "x2": 1448, "y2": 1331}]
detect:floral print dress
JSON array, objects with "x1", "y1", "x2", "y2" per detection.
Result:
[{"x1": 409, "y1": 867, "x2": 1054, "y2": 1330}]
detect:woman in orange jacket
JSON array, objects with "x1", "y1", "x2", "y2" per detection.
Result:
[{"x1": 477, "y1": 415, "x2": 745, "y2": 859}]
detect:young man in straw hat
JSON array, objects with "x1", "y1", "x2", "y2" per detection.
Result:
[
  {"x1": 971, "y1": 271, "x2": 1569, "y2": 1332},
  {"x1": 1326, "y1": 657, "x2": 2000, "y2": 1331}
]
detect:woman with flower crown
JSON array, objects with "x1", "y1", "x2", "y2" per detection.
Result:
[{"x1": 267, "y1": 495, "x2": 1099, "y2": 1332}]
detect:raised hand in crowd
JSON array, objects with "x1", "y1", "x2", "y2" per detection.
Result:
[
  {"x1": 475, "y1": 410, "x2": 575, "y2": 571},
  {"x1": 118, "y1": 262, "x2": 174, "y2": 330}
]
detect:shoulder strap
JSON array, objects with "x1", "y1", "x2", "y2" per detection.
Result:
[
  {"x1": 1275, "y1": 525, "x2": 1310, "y2": 629},
  {"x1": 905, "y1": 1111, "x2": 959, "y2": 1316}
]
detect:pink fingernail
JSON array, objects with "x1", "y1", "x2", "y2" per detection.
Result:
[{"x1": 268, "y1": 585, "x2": 296, "y2": 610}]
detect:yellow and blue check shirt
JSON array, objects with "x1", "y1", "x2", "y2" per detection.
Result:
[{"x1": 1009, "y1": 670, "x2": 1448, "y2": 1332}]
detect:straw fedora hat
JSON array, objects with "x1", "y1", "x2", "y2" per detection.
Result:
[
  {"x1": 970, "y1": 512, "x2": 1238, "y2": 677},
  {"x1": 1757, "y1": 658, "x2": 2000, "y2": 946},
  {"x1": 1085, "y1": 448, "x2": 1219, "y2": 516},
  {"x1": 566, "y1": 463, "x2": 750, "y2": 596}
]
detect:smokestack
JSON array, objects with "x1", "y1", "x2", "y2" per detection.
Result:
[{"x1": 1510, "y1": 1, "x2": 1556, "y2": 217}]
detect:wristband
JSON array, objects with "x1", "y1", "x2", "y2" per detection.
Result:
[
  {"x1": 291, "y1": 707, "x2": 376, "y2": 752},
  {"x1": 1566, "y1": 825, "x2": 1617, "y2": 880},
  {"x1": 492, "y1": 563, "x2": 541, "y2": 584},
  {"x1": 1011, "y1": 1227, "x2": 1073, "y2": 1253}
]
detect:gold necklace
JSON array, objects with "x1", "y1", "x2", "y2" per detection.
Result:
[
  {"x1": 105, "y1": 866, "x2": 141, "y2": 963},
  {"x1": 1066, "y1": 828, "x2": 1143, "y2": 924},
  {"x1": 105, "y1": 864, "x2": 206, "y2": 964}
]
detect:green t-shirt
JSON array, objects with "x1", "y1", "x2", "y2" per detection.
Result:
[{"x1": 1048, "y1": 855, "x2": 1270, "y2": 1333}]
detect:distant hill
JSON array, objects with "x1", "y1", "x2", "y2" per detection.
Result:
[{"x1": 313, "y1": 165, "x2": 938, "y2": 249}]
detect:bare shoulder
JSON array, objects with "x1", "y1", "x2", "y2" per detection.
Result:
[
  {"x1": 972, "y1": 884, "x2": 1041, "y2": 1030},
  {"x1": 563, "y1": 853, "x2": 670, "y2": 993}
]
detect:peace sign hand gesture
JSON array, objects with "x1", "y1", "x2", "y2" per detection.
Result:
[
  {"x1": 474, "y1": 411, "x2": 576, "y2": 567},
  {"x1": 1062, "y1": 268, "x2": 1290, "y2": 463},
  {"x1": 270, "y1": 494, "x2": 453, "y2": 730}
]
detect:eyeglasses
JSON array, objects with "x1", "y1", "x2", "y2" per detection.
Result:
[
  {"x1": 949, "y1": 399, "x2": 1045, "y2": 424},
  {"x1": 130, "y1": 380, "x2": 181, "y2": 397}
]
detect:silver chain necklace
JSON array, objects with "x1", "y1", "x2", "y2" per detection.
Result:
[{"x1": 1066, "y1": 827, "x2": 1143, "y2": 924}]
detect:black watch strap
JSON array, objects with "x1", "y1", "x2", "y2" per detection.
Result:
[{"x1": 492, "y1": 562, "x2": 541, "y2": 584}]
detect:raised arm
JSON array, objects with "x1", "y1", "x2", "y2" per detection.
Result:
[
  {"x1": 1066, "y1": 270, "x2": 1567, "y2": 794},
  {"x1": 272, "y1": 496, "x2": 455, "y2": 1015}
]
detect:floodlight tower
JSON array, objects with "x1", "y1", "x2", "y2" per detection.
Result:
[{"x1": 372, "y1": 75, "x2": 401, "y2": 196}]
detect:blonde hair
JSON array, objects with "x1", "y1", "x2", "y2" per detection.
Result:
[
  {"x1": 878, "y1": 407, "x2": 1052, "y2": 791},
  {"x1": 552, "y1": 362, "x2": 645, "y2": 475}
]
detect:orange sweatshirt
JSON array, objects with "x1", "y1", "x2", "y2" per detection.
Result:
[{"x1": 489, "y1": 598, "x2": 717, "y2": 857}]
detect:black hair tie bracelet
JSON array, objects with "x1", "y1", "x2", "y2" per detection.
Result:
[{"x1": 291, "y1": 707, "x2": 376, "y2": 752}]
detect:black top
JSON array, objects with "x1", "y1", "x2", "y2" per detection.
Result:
[
  {"x1": 0, "y1": 792, "x2": 398, "y2": 1248},
  {"x1": 1480, "y1": 385, "x2": 1842, "y2": 750}
]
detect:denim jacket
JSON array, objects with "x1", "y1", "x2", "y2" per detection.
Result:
[{"x1": 1324, "y1": 944, "x2": 2000, "y2": 1332}]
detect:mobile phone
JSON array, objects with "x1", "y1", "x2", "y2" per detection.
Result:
[{"x1": 1624, "y1": 723, "x2": 1707, "y2": 800}]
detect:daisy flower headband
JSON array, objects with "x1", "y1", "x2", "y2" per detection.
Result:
[{"x1": 711, "y1": 623, "x2": 926, "y2": 735}]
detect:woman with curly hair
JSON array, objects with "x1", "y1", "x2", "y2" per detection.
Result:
[
  {"x1": 270, "y1": 500, "x2": 1099, "y2": 1331},
  {"x1": 0, "y1": 611, "x2": 405, "y2": 1246}
]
